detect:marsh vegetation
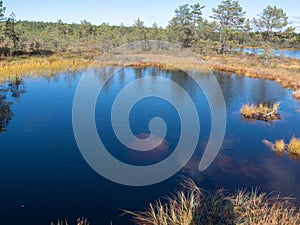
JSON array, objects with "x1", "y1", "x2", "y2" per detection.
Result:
[
  {"x1": 263, "y1": 137, "x2": 300, "y2": 156},
  {"x1": 1, "y1": 0, "x2": 300, "y2": 224},
  {"x1": 240, "y1": 102, "x2": 280, "y2": 122},
  {"x1": 127, "y1": 179, "x2": 300, "y2": 225},
  {"x1": 0, "y1": 0, "x2": 299, "y2": 101}
]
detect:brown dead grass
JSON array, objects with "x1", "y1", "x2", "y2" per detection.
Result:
[
  {"x1": 204, "y1": 54, "x2": 300, "y2": 92},
  {"x1": 293, "y1": 89, "x2": 300, "y2": 99},
  {"x1": 274, "y1": 139, "x2": 286, "y2": 152},
  {"x1": 0, "y1": 56, "x2": 93, "y2": 82},
  {"x1": 240, "y1": 102, "x2": 280, "y2": 121},
  {"x1": 288, "y1": 137, "x2": 300, "y2": 155},
  {"x1": 1, "y1": 52, "x2": 300, "y2": 101}
]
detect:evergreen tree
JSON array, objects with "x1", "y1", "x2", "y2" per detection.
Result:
[
  {"x1": 5, "y1": 12, "x2": 19, "y2": 50},
  {"x1": 254, "y1": 5, "x2": 288, "y2": 41},
  {"x1": 211, "y1": 0, "x2": 245, "y2": 53}
]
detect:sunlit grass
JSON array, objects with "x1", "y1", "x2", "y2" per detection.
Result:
[
  {"x1": 272, "y1": 102, "x2": 280, "y2": 111},
  {"x1": 288, "y1": 137, "x2": 300, "y2": 155},
  {"x1": 204, "y1": 54, "x2": 300, "y2": 98},
  {"x1": 229, "y1": 189, "x2": 300, "y2": 225},
  {"x1": 126, "y1": 180, "x2": 200, "y2": 225},
  {"x1": 240, "y1": 103, "x2": 257, "y2": 117},
  {"x1": 0, "y1": 56, "x2": 93, "y2": 83},
  {"x1": 274, "y1": 139, "x2": 286, "y2": 152},
  {"x1": 1, "y1": 52, "x2": 300, "y2": 97},
  {"x1": 293, "y1": 89, "x2": 300, "y2": 99},
  {"x1": 240, "y1": 102, "x2": 280, "y2": 121},
  {"x1": 264, "y1": 137, "x2": 300, "y2": 156},
  {"x1": 126, "y1": 179, "x2": 300, "y2": 225}
]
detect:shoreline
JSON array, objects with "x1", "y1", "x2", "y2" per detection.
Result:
[{"x1": 1, "y1": 53, "x2": 299, "y2": 99}]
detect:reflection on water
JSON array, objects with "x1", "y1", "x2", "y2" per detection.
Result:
[
  {"x1": 0, "y1": 94, "x2": 13, "y2": 132},
  {"x1": 0, "y1": 68, "x2": 299, "y2": 225},
  {"x1": 0, "y1": 78, "x2": 26, "y2": 133}
]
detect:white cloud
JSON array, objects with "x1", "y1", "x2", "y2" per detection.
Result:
[{"x1": 288, "y1": 16, "x2": 300, "y2": 33}]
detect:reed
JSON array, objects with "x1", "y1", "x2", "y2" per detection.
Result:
[
  {"x1": 240, "y1": 102, "x2": 280, "y2": 121},
  {"x1": 0, "y1": 56, "x2": 93, "y2": 83},
  {"x1": 274, "y1": 139, "x2": 286, "y2": 152},
  {"x1": 240, "y1": 103, "x2": 257, "y2": 117},
  {"x1": 51, "y1": 218, "x2": 89, "y2": 225},
  {"x1": 204, "y1": 54, "x2": 300, "y2": 98},
  {"x1": 263, "y1": 137, "x2": 300, "y2": 156},
  {"x1": 288, "y1": 137, "x2": 300, "y2": 155},
  {"x1": 127, "y1": 179, "x2": 300, "y2": 225}
]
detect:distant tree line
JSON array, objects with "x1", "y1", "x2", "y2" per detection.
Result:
[{"x1": 0, "y1": 0, "x2": 300, "y2": 57}]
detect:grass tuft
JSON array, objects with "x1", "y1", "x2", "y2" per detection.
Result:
[
  {"x1": 288, "y1": 137, "x2": 300, "y2": 155},
  {"x1": 126, "y1": 179, "x2": 200, "y2": 225},
  {"x1": 127, "y1": 179, "x2": 300, "y2": 225},
  {"x1": 240, "y1": 102, "x2": 280, "y2": 121},
  {"x1": 240, "y1": 103, "x2": 257, "y2": 117},
  {"x1": 293, "y1": 89, "x2": 300, "y2": 99},
  {"x1": 51, "y1": 218, "x2": 89, "y2": 225},
  {"x1": 274, "y1": 139, "x2": 286, "y2": 152},
  {"x1": 264, "y1": 137, "x2": 300, "y2": 156}
]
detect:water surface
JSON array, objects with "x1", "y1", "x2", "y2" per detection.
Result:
[
  {"x1": 240, "y1": 47, "x2": 300, "y2": 59},
  {"x1": 0, "y1": 67, "x2": 300, "y2": 225}
]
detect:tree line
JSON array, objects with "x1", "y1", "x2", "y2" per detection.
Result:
[{"x1": 0, "y1": 0, "x2": 299, "y2": 57}]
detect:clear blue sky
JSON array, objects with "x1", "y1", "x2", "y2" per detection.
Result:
[{"x1": 5, "y1": 0, "x2": 300, "y2": 32}]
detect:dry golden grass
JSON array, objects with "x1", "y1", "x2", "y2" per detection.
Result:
[
  {"x1": 274, "y1": 139, "x2": 286, "y2": 152},
  {"x1": 230, "y1": 189, "x2": 300, "y2": 225},
  {"x1": 288, "y1": 137, "x2": 300, "y2": 155},
  {"x1": 204, "y1": 54, "x2": 300, "y2": 95},
  {"x1": 51, "y1": 218, "x2": 89, "y2": 225},
  {"x1": 0, "y1": 56, "x2": 93, "y2": 82},
  {"x1": 127, "y1": 191, "x2": 198, "y2": 225},
  {"x1": 1, "y1": 52, "x2": 300, "y2": 102},
  {"x1": 272, "y1": 102, "x2": 280, "y2": 111},
  {"x1": 240, "y1": 103, "x2": 257, "y2": 117},
  {"x1": 240, "y1": 102, "x2": 280, "y2": 121},
  {"x1": 126, "y1": 180, "x2": 199, "y2": 225},
  {"x1": 264, "y1": 137, "x2": 300, "y2": 156},
  {"x1": 127, "y1": 179, "x2": 300, "y2": 225},
  {"x1": 102, "y1": 53, "x2": 211, "y2": 73},
  {"x1": 293, "y1": 89, "x2": 300, "y2": 99},
  {"x1": 0, "y1": 52, "x2": 212, "y2": 83}
]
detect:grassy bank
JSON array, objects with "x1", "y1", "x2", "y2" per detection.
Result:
[
  {"x1": 204, "y1": 54, "x2": 300, "y2": 93},
  {"x1": 1, "y1": 52, "x2": 300, "y2": 99},
  {"x1": 0, "y1": 55, "x2": 93, "y2": 82}
]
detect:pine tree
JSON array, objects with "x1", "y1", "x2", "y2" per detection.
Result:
[{"x1": 211, "y1": 0, "x2": 245, "y2": 53}]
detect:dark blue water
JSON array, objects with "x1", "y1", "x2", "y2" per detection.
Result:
[
  {"x1": 239, "y1": 48, "x2": 300, "y2": 59},
  {"x1": 0, "y1": 68, "x2": 300, "y2": 225}
]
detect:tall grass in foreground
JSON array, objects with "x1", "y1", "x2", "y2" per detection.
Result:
[
  {"x1": 51, "y1": 218, "x2": 89, "y2": 225},
  {"x1": 127, "y1": 179, "x2": 300, "y2": 225},
  {"x1": 126, "y1": 180, "x2": 201, "y2": 225}
]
